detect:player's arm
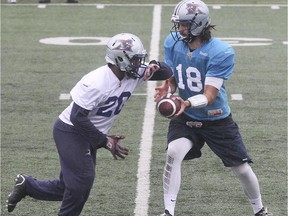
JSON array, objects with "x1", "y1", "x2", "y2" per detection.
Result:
[
  {"x1": 69, "y1": 103, "x2": 128, "y2": 159},
  {"x1": 179, "y1": 47, "x2": 233, "y2": 112},
  {"x1": 70, "y1": 102, "x2": 108, "y2": 149},
  {"x1": 176, "y1": 77, "x2": 223, "y2": 115},
  {"x1": 183, "y1": 78, "x2": 223, "y2": 108},
  {"x1": 184, "y1": 46, "x2": 234, "y2": 108},
  {"x1": 145, "y1": 60, "x2": 173, "y2": 81}
]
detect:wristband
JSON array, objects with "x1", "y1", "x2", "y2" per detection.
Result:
[{"x1": 187, "y1": 94, "x2": 208, "y2": 108}]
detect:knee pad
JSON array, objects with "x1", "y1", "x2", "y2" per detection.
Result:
[
  {"x1": 167, "y1": 138, "x2": 193, "y2": 161},
  {"x1": 231, "y1": 163, "x2": 252, "y2": 178}
]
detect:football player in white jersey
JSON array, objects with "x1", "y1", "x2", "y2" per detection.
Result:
[
  {"x1": 154, "y1": 1, "x2": 272, "y2": 216},
  {"x1": 6, "y1": 33, "x2": 172, "y2": 215}
]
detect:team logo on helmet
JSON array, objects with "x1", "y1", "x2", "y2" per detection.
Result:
[
  {"x1": 112, "y1": 39, "x2": 133, "y2": 52},
  {"x1": 186, "y1": 3, "x2": 204, "y2": 15}
]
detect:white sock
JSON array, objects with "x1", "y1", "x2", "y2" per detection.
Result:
[
  {"x1": 249, "y1": 197, "x2": 264, "y2": 214},
  {"x1": 164, "y1": 194, "x2": 177, "y2": 215},
  {"x1": 231, "y1": 163, "x2": 264, "y2": 214},
  {"x1": 163, "y1": 138, "x2": 193, "y2": 215}
]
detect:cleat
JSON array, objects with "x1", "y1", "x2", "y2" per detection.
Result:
[
  {"x1": 255, "y1": 207, "x2": 273, "y2": 216},
  {"x1": 158, "y1": 209, "x2": 172, "y2": 216},
  {"x1": 6, "y1": 174, "x2": 27, "y2": 212}
]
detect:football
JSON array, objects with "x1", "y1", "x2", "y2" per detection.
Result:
[{"x1": 156, "y1": 95, "x2": 181, "y2": 118}]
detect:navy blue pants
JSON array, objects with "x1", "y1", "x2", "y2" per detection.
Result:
[
  {"x1": 168, "y1": 114, "x2": 252, "y2": 167},
  {"x1": 25, "y1": 118, "x2": 96, "y2": 216}
]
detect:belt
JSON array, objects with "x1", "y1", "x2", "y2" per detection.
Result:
[{"x1": 184, "y1": 114, "x2": 233, "y2": 128}]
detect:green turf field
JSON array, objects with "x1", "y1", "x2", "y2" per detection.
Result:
[{"x1": 1, "y1": 2, "x2": 287, "y2": 216}]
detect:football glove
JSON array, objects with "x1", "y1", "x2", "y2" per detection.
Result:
[
  {"x1": 143, "y1": 62, "x2": 160, "y2": 80},
  {"x1": 105, "y1": 135, "x2": 129, "y2": 159}
]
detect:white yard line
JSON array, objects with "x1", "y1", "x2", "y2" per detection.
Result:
[{"x1": 133, "y1": 5, "x2": 162, "y2": 216}]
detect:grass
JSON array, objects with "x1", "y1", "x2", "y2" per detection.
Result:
[{"x1": 1, "y1": 2, "x2": 287, "y2": 216}]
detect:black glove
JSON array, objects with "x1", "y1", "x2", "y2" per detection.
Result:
[
  {"x1": 148, "y1": 60, "x2": 159, "y2": 66},
  {"x1": 147, "y1": 60, "x2": 173, "y2": 81},
  {"x1": 105, "y1": 135, "x2": 129, "y2": 159}
]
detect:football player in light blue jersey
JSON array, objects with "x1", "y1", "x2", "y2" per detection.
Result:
[
  {"x1": 165, "y1": 34, "x2": 234, "y2": 120},
  {"x1": 155, "y1": 1, "x2": 272, "y2": 216}
]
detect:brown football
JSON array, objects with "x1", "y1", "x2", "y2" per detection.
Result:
[{"x1": 156, "y1": 95, "x2": 181, "y2": 118}]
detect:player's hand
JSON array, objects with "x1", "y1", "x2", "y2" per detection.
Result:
[
  {"x1": 174, "y1": 97, "x2": 190, "y2": 117},
  {"x1": 105, "y1": 135, "x2": 129, "y2": 159},
  {"x1": 154, "y1": 79, "x2": 170, "y2": 102},
  {"x1": 144, "y1": 63, "x2": 160, "y2": 80}
]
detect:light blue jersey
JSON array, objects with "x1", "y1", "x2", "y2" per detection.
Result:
[{"x1": 164, "y1": 34, "x2": 235, "y2": 121}]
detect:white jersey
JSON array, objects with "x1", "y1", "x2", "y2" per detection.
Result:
[{"x1": 59, "y1": 65, "x2": 146, "y2": 134}]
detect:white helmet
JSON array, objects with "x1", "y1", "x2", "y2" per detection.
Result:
[
  {"x1": 105, "y1": 33, "x2": 148, "y2": 79},
  {"x1": 171, "y1": 0, "x2": 211, "y2": 42}
]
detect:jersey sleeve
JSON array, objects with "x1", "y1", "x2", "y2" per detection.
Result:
[
  {"x1": 148, "y1": 61, "x2": 173, "y2": 81},
  {"x1": 206, "y1": 46, "x2": 235, "y2": 80},
  {"x1": 70, "y1": 102, "x2": 107, "y2": 149}
]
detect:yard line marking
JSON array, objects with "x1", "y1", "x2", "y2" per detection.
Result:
[
  {"x1": 133, "y1": 5, "x2": 162, "y2": 216},
  {"x1": 59, "y1": 93, "x2": 71, "y2": 100},
  {"x1": 96, "y1": 4, "x2": 104, "y2": 9},
  {"x1": 271, "y1": 5, "x2": 280, "y2": 9},
  {"x1": 213, "y1": 5, "x2": 222, "y2": 9},
  {"x1": 37, "y1": 4, "x2": 46, "y2": 8},
  {"x1": 231, "y1": 94, "x2": 243, "y2": 100},
  {"x1": 43, "y1": 37, "x2": 274, "y2": 47}
]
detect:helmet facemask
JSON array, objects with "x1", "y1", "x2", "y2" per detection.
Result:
[
  {"x1": 122, "y1": 52, "x2": 147, "y2": 79},
  {"x1": 170, "y1": 20, "x2": 199, "y2": 43}
]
